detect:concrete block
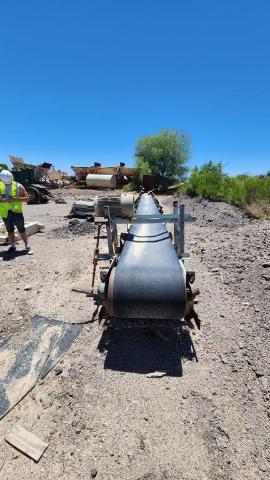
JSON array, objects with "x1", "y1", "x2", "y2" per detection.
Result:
[{"x1": 0, "y1": 221, "x2": 45, "y2": 242}]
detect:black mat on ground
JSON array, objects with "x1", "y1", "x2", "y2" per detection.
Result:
[{"x1": 0, "y1": 315, "x2": 83, "y2": 419}]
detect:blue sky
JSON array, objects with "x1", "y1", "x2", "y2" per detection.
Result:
[{"x1": 0, "y1": 0, "x2": 269, "y2": 175}]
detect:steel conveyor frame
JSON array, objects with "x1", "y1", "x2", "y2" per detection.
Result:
[{"x1": 94, "y1": 191, "x2": 199, "y2": 327}]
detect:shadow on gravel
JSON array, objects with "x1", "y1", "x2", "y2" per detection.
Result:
[
  {"x1": 0, "y1": 249, "x2": 28, "y2": 261},
  {"x1": 97, "y1": 328, "x2": 197, "y2": 377}
]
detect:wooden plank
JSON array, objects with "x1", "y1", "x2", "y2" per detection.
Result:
[{"x1": 5, "y1": 424, "x2": 48, "y2": 462}]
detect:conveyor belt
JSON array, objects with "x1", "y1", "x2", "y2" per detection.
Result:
[{"x1": 106, "y1": 193, "x2": 186, "y2": 320}]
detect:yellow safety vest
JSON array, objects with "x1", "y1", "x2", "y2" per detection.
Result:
[{"x1": 0, "y1": 181, "x2": 23, "y2": 218}]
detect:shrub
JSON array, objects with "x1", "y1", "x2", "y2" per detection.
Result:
[
  {"x1": 182, "y1": 161, "x2": 226, "y2": 201},
  {"x1": 123, "y1": 182, "x2": 138, "y2": 192},
  {"x1": 181, "y1": 161, "x2": 270, "y2": 219}
]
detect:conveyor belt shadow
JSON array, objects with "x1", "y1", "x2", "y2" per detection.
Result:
[{"x1": 97, "y1": 329, "x2": 197, "y2": 377}]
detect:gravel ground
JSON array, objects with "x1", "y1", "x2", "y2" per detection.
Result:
[{"x1": 0, "y1": 189, "x2": 269, "y2": 480}]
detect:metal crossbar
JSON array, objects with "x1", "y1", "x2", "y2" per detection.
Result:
[
  {"x1": 115, "y1": 214, "x2": 196, "y2": 225},
  {"x1": 95, "y1": 203, "x2": 196, "y2": 261}
]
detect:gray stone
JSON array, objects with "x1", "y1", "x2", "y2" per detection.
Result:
[
  {"x1": 54, "y1": 367, "x2": 63, "y2": 376},
  {"x1": 260, "y1": 377, "x2": 268, "y2": 390},
  {"x1": 40, "y1": 394, "x2": 52, "y2": 409},
  {"x1": 55, "y1": 197, "x2": 67, "y2": 204}
]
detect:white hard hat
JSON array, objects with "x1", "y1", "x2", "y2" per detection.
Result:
[{"x1": 0, "y1": 169, "x2": 14, "y2": 184}]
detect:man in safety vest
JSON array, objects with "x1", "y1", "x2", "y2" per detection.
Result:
[{"x1": 0, "y1": 170, "x2": 32, "y2": 254}]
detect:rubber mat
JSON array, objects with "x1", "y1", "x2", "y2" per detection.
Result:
[{"x1": 0, "y1": 315, "x2": 83, "y2": 419}]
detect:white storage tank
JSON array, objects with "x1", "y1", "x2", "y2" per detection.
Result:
[{"x1": 86, "y1": 174, "x2": 117, "y2": 189}]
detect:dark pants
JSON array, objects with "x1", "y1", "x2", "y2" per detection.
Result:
[{"x1": 2, "y1": 211, "x2": 26, "y2": 234}]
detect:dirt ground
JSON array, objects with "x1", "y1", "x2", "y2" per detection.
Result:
[{"x1": 0, "y1": 188, "x2": 269, "y2": 480}]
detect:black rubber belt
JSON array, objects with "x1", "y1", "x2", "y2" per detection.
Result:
[{"x1": 112, "y1": 193, "x2": 186, "y2": 320}]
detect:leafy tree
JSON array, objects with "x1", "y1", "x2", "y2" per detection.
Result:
[
  {"x1": 135, "y1": 129, "x2": 190, "y2": 189},
  {"x1": 0, "y1": 163, "x2": 8, "y2": 171}
]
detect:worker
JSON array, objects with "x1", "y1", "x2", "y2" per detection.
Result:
[{"x1": 0, "y1": 170, "x2": 32, "y2": 254}]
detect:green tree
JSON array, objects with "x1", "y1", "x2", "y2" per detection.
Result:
[
  {"x1": 135, "y1": 129, "x2": 190, "y2": 189},
  {"x1": 0, "y1": 163, "x2": 8, "y2": 171}
]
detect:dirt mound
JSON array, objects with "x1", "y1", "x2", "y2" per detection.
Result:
[
  {"x1": 50, "y1": 218, "x2": 96, "y2": 238},
  {"x1": 162, "y1": 194, "x2": 247, "y2": 230}
]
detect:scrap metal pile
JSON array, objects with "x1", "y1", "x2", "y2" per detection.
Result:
[{"x1": 93, "y1": 190, "x2": 200, "y2": 328}]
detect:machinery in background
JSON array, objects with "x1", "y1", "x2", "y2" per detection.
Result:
[
  {"x1": 69, "y1": 193, "x2": 134, "y2": 220},
  {"x1": 10, "y1": 156, "x2": 53, "y2": 204},
  {"x1": 86, "y1": 174, "x2": 118, "y2": 189},
  {"x1": 69, "y1": 199, "x2": 95, "y2": 219},
  {"x1": 71, "y1": 162, "x2": 138, "y2": 188}
]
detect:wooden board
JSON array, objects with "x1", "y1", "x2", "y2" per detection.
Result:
[
  {"x1": 5, "y1": 424, "x2": 48, "y2": 462},
  {"x1": 146, "y1": 371, "x2": 167, "y2": 378}
]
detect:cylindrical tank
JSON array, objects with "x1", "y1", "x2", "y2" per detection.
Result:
[{"x1": 86, "y1": 174, "x2": 117, "y2": 189}]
